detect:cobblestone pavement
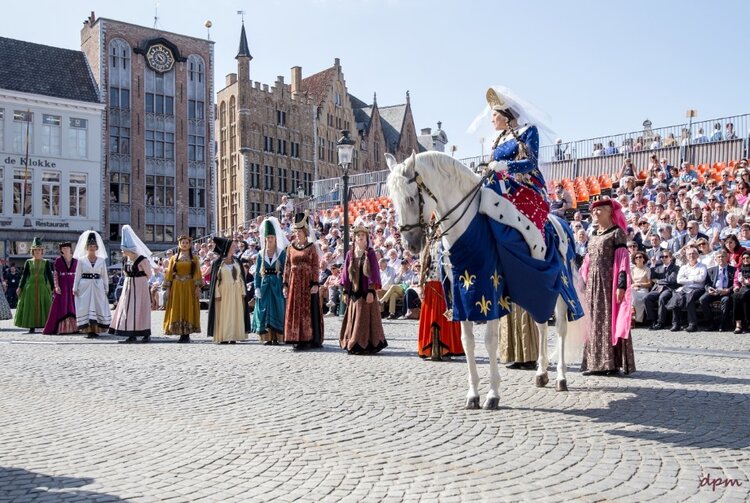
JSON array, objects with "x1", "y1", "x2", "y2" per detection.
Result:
[{"x1": 0, "y1": 311, "x2": 748, "y2": 502}]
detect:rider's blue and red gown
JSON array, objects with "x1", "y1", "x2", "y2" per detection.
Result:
[{"x1": 472, "y1": 125, "x2": 583, "y2": 323}]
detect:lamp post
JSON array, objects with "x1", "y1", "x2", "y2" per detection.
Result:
[{"x1": 336, "y1": 130, "x2": 355, "y2": 262}]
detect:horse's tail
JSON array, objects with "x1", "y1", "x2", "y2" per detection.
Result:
[{"x1": 563, "y1": 263, "x2": 590, "y2": 365}]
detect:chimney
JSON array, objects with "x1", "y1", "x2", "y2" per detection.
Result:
[
  {"x1": 291, "y1": 66, "x2": 302, "y2": 97},
  {"x1": 421, "y1": 128, "x2": 432, "y2": 135},
  {"x1": 226, "y1": 73, "x2": 237, "y2": 87}
]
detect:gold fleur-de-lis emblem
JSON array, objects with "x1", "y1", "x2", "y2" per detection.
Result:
[
  {"x1": 567, "y1": 298, "x2": 577, "y2": 310},
  {"x1": 561, "y1": 274, "x2": 569, "y2": 287},
  {"x1": 490, "y1": 270, "x2": 502, "y2": 290},
  {"x1": 498, "y1": 295, "x2": 511, "y2": 311},
  {"x1": 459, "y1": 269, "x2": 476, "y2": 290},
  {"x1": 475, "y1": 295, "x2": 492, "y2": 316}
]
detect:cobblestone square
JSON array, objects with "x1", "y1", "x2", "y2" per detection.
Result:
[{"x1": 0, "y1": 312, "x2": 748, "y2": 502}]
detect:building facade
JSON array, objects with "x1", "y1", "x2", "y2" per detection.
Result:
[
  {"x1": 215, "y1": 24, "x2": 315, "y2": 233},
  {"x1": 80, "y1": 13, "x2": 214, "y2": 253},
  {"x1": 0, "y1": 36, "x2": 104, "y2": 264}
]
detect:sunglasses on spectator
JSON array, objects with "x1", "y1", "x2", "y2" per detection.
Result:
[
  {"x1": 627, "y1": 244, "x2": 638, "y2": 248},
  {"x1": 661, "y1": 254, "x2": 671, "y2": 258}
]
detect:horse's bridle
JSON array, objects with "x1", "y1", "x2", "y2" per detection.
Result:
[{"x1": 397, "y1": 168, "x2": 491, "y2": 238}]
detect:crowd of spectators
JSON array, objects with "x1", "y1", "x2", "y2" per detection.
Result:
[
  {"x1": 573, "y1": 157, "x2": 750, "y2": 333},
  {"x1": 554, "y1": 122, "x2": 739, "y2": 161}
]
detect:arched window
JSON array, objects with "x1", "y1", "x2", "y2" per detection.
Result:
[{"x1": 108, "y1": 39, "x2": 131, "y2": 108}]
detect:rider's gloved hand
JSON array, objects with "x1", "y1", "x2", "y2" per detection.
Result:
[{"x1": 488, "y1": 160, "x2": 508, "y2": 172}]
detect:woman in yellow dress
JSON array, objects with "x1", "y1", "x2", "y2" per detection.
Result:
[
  {"x1": 163, "y1": 235, "x2": 203, "y2": 342},
  {"x1": 207, "y1": 237, "x2": 250, "y2": 344}
]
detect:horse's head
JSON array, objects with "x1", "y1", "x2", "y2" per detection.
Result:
[{"x1": 385, "y1": 152, "x2": 435, "y2": 254}]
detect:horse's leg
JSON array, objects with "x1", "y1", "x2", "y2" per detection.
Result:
[
  {"x1": 535, "y1": 317, "x2": 550, "y2": 388},
  {"x1": 461, "y1": 321, "x2": 480, "y2": 409},
  {"x1": 555, "y1": 296, "x2": 569, "y2": 391},
  {"x1": 483, "y1": 319, "x2": 501, "y2": 410}
]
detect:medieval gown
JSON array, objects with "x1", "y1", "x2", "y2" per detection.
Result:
[
  {"x1": 162, "y1": 254, "x2": 202, "y2": 336},
  {"x1": 478, "y1": 125, "x2": 583, "y2": 325},
  {"x1": 418, "y1": 243, "x2": 463, "y2": 358},
  {"x1": 74, "y1": 256, "x2": 111, "y2": 331},
  {"x1": 207, "y1": 258, "x2": 250, "y2": 343},
  {"x1": 580, "y1": 226, "x2": 636, "y2": 374},
  {"x1": 43, "y1": 256, "x2": 78, "y2": 334},
  {"x1": 339, "y1": 247, "x2": 387, "y2": 354},
  {"x1": 14, "y1": 259, "x2": 53, "y2": 329},
  {"x1": 251, "y1": 249, "x2": 286, "y2": 340},
  {"x1": 109, "y1": 256, "x2": 152, "y2": 338},
  {"x1": 283, "y1": 242, "x2": 324, "y2": 346}
]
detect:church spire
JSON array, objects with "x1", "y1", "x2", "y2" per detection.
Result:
[{"x1": 236, "y1": 22, "x2": 252, "y2": 61}]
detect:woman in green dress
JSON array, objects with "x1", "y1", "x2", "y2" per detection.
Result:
[{"x1": 14, "y1": 237, "x2": 54, "y2": 333}]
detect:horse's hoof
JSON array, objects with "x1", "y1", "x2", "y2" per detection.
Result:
[
  {"x1": 482, "y1": 397, "x2": 500, "y2": 410},
  {"x1": 535, "y1": 373, "x2": 549, "y2": 388},
  {"x1": 556, "y1": 379, "x2": 568, "y2": 392},
  {"x1": 465, "y1": 397, "x2": 480, "y2": 410}
]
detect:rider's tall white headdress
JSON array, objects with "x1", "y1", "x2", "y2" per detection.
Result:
[{"x1": 467, "y1": 85, "x2": 557, "y2": 144}]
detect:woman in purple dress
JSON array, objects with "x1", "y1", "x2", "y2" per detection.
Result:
[{"x1": 42, "y1": 242, "x2": 78, "y2": 334}]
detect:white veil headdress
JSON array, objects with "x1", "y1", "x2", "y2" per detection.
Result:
[
  {"x1": 120, "y1": 225, "x2": 152, "y2": 259},
  {"x1": 73, "y1": 230, "x2": 108, "y2": 260},
  {"x1": 259, "y1": 216, "x2": 289, "y2": 263},
  {"x1": 467, "y1": 85, "x2": 557, "y2": 147}
]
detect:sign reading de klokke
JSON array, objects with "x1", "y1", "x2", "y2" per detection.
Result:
[{"x1": 4, "y1": 156, "x2": 57, "y2": 168}]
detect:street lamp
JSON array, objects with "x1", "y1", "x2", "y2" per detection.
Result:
[{"x1": 336, "y1": 130, "x2": 355, "y2": 262}]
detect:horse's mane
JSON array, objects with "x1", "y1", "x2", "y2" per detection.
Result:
[{"x1": 387, "y1": 151, "x2": 480, "y2": 200}]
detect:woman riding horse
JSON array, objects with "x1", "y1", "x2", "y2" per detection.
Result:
[{"x1": 479, "y1": 87, "x2": 583, "y2": 325}]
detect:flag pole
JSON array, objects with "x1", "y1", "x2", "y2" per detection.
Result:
[{"x1": 22, "y1": 110, "x2": 32, "y2": 227}]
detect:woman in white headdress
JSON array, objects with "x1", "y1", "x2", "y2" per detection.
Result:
[
  {"x1": 252, "y1": 217, "x2": 288, "y2": 345},
  {"x1": 73, "y1": 231, "x2": 111, "y2": 338},
  {"x1": 109, "y1": 225, "x2": 153, "y2": 343}
]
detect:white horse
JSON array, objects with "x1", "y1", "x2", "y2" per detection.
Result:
[{"x1": 385, "y1": 151, "x2": 587, "y2": 410}]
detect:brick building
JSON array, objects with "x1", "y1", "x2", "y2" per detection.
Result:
[
  {"x1": 215, "y1": 23, "x2": 315, "y2": 232},
  {"x1": 80, "y1": 12, "x2": 214, "y2": 254}
]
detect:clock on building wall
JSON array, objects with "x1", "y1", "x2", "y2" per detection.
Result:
[{"x1": 146, "y1": 44, "x2": 175, "y2": 73}]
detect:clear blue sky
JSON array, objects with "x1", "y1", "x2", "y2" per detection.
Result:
[{"x1": 4, "y1": 0, "x2": 749, "y2": 158}]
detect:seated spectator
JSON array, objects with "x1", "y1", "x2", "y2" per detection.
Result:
[
  {"x1": 694, "y1": 238, "x2": 716, "y2": 268},
  {"x1": 693, "y1": 128, "x2": 708, "y2": 144},
  {"x1": 631, "y1": 251, "x2": 652, "y2": 324},
  {"x1": 381, "y1": 261, "x2": 411, "y2": 319},
  {"x1": 736, "y1": 181, "x2": 750, "y2": 207},
  {"x1": 573, "y1": 228, "x2": 588, "y2": 268},
  {"x1": 723, "y1": 234, "x2": 746, "y2": 268},
  {"x1": 573, "y1": 211, "x2": 589, "y2": 230},
  {"x1": 699, "y1": 250, "x2": 734, "y2": 331},
  {"x1": 732, "y1": 250, "x2": 750, "y2": 333},
  {"x1": 676, "y1": 220, "x2": 708, "y2": 250},
  {"x1": 738, "y1": 223, "x2": 750, "y2": 249},
  {"x1": 604, "y1": 140, "x2": 618, "y2": 155},
  {"x1": 663, "y1": 132, "x2": 677, "y2": 148},
  {"x1": 620, "y1": 137, "x2": 633, "y2": 154},
  {"x1": 400, "y1": 263, "x2": 422, "y2": 320},
  {"x1": 554, "y1": 138, "x2": 568, "y2": 160},
  {"x1": 679, "y1": 162, "x2": 698, "y2": 184},
  {"x1": 376, "y1": 258, "x2": 396, "y2": 300},
  {"x1": 149, "y1": 264, "x2": 165, "y2": 310},
  {"x1": 633, "y1": 137, "x2": 644, "y2": 151},
  {"x1": 650, "y1": 135, "x2": 662, "y2": 150},
  {"x1": 323, "y1": 263, "x2": 342, "y2": 317},
  {"x1": 627, "y1": 241, "x2": 640, "y2": 263},
  {"x1": 710, "y1": 122, "x2": 723, "y2": 142},
  {"x1": 550, "y1": 184, "x2": 574, "y2": 216},
  {"x1": 666, "y1": 247, "x2": 707, "y2": 332},
  {"x1": 592, "y1": 143, "x2": 604, "y2": 156},
  {"x1": 616, "y1": 158, "x2": 636, "y2": 182},
  {"x1": 725, "y1": 122, "x2": 737, "y2": 140},
  {"x1": 645, "y1": 250, "x2": 680, "y2": 330}
]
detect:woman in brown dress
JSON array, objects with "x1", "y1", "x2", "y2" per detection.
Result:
[
  {"x1": 580, "y1": 199, "x2": 636, "y2": 375},
  {"x1": 340, "y1": 225, "x2": 387, "y2": 354},
  {"x1": 283, "y1": 212, "x2": 324, "y2": 350}
]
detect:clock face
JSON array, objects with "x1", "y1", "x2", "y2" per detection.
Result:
[{"x1": 146, "y1": 44, "x2": 175, "y2": 73}]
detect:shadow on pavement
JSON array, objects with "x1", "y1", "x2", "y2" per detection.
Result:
[
  {"x1": 519, "y1": 383, "x2": 750, "y2": 449},
  {"x1": 0, "y1": 466, "x2": 126, "y2": 502}
]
